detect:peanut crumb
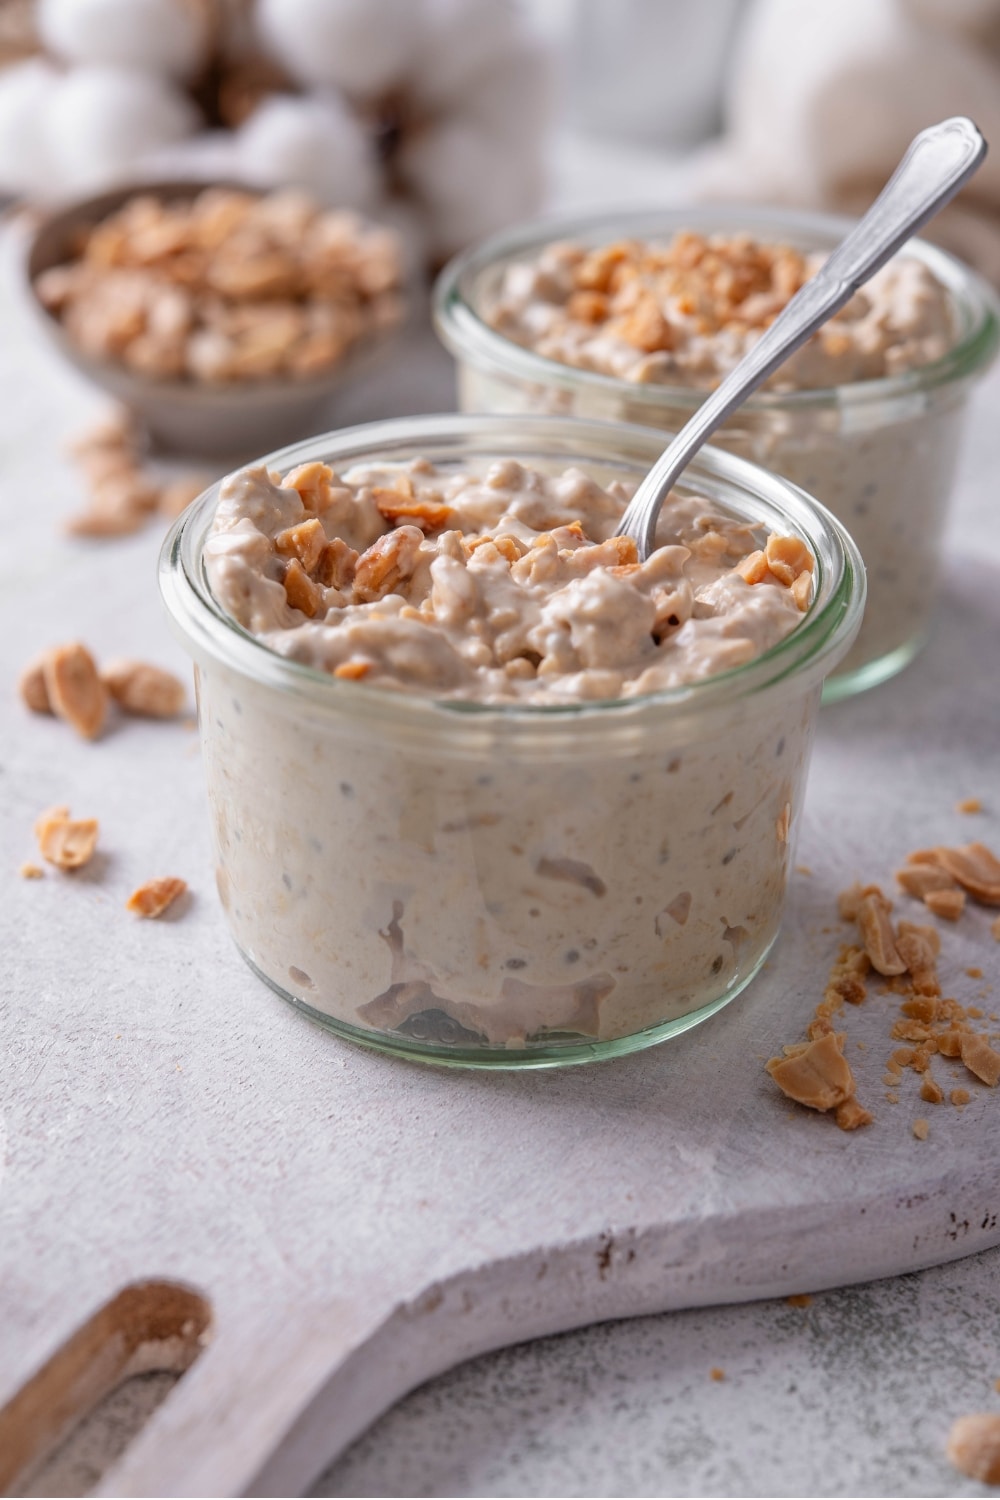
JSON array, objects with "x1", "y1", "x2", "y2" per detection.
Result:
[
  {"x1": 709, "y1": 1367, "x2": 725, "y2": 1382},
  {"x1": 947, "y1": 1412, "x2": 1000, "y2": 1484},
  {"x1": 919, "y1": 1075, "x2": 944, "y2": 1105},
  {"x1": 950, "y1": 1088, "x2": 971, "y2": 1107},
  {"x1": 766, "y1": 1031, "x2": 857, "y2": 1113},
  {"x1": 19, "y1": 862, "x2": 44, "y2": 879},
  {"x1": 126, "y1": 876, "x2": 187, "y2": 919},
  {"x1": 796, "y1": 864, "x2": 813, "y2": 876},
  {"x1": 967, "y1": 967, "x2": 984, "y2": 979},
  {"x1": 34, "y1": 806, "x2": 99, "y2": 870},
  {"x1": 912, "y1": 1118, "x2": 929, "y2": 1140},
  {"x1": 957, "y1": 798, "x2": 982, "y2": 814},
  {"x1": 786, "y1": 1294, "x2": 812, "y2": 1308},
  {"x1": 102, "y1": 660, "x2": 186, "y2": 718},
  {"x1": 992, "y1": 916, "x2": 1000, "y2": 942},
  {"x1": 42, "y1": 642, "x2": 108, "y2": 740},
  {"x1": 924, "y1": 887, "x2": 967, "y2": 921},
  {"x1": 960, "y1": 1032, "x2": 1000, "y2": 1087}
]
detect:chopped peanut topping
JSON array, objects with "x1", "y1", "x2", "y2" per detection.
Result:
[
  {"x1": 353, "y1": 527, "x2": 422, "y2": 603},
  {"x1": 333, "y1": 660, "x2": 371, "y2": 681},
  {"x1": 42, "y1": 643, "x2": 107, "y2": 740},
  {"x1": 764, "y1": 534, "x2": 814, "y2": 586},
  {"x1": 947, "y1": 1413, "x2": 1000, "y2": 1484},
  {"x1": 102, "y1": 660, "x2": 186, "y2": 718},
  {"x1": 126, "y1": 876, "x2": 187, "y2": 918},
  {"x1": 283, "y1": 462, "x2": 336, "y2": 514},
  {"x1": 766, "y1": 1031, "x2": 857, "y2": 1112},
  {"x1": 373, "y1": 490, "x2": 453, "y2": 532},
  {"x1": 920, "y1": 1075, "x2": 944, "y2": 1105},
  {"x1": 34, "y1": 805, "x2": 99, "y2": 870},
  {"x1": 316, "y1": 537, "x2": 359, "y2": 590},
  {"x1": 283, "y1": 557, "x2": 322, "y2": 617},
  {"x1": 275, "y1": 518, "x2": 326, "y2": 572},
  {"x1": 912, "y1": 1118, "x2": 929, "y2": 1140},
  {"x1": 736, "y1": 550, "x2": 772, "y2": 585},
  {"x1": 791, "y1": 572, "x2": 813, "y2": 612}
]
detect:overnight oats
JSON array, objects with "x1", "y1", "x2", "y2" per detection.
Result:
[
  {"x1": 434, "y1": 209, "x2": 999, "y2": 697},
  {"x1": 161, "y1": 414, "x2": 864, "y2": 1067}
]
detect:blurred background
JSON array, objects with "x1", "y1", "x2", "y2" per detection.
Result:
[{"x1": 2, "y1": 0, "x2": 999, "y2": 281}]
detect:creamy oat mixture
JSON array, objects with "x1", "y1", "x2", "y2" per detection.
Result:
[
  {"x1": 487, "y1": 232, "x2": 955, "y2": 391},
  {"x1": 194, "y1": 454, "x2": 827, "y2": 1052},
  {"x1": 205, "y1": 456, "x2": 811, "y2": 705}
]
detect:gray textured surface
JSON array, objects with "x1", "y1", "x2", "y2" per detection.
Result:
[
  {"x1": 2, "y1": 202, "x2": 999, "y2": 1499},
  {"x1": 312, "y1": 1247, "x2": 1000, "y2": 1499}
]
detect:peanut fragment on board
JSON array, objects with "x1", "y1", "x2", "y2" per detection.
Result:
[
  {"x1": 126, "y1": 877, "x2": 188, "y2": 918},
  {"x1": 34, "y1": 806, "x2": 99, "y2": 870},
  {"x1": 947, "y1": 1413, "x2": 1000, "y2": 1485},
  {"x1": 42, "y1": 643, "x2": 107, "y2": 740},
  {"x1": 765, "y1": 1032, "x2": 857, "y2": 1113},
  {"x1": 101, "y1": 660, "x2": 186, "y2": 719}
]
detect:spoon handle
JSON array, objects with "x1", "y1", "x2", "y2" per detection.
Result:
[{"x1": 616, "y1": 116, "x2": 987, "y2": 559}]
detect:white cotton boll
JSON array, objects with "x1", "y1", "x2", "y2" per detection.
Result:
[
  {"x1": 43, "y1": 67, "x2": 199, "y2": 196},
  {"x1": 257, "y1": 0, "x2": 424, "y2": 96},
  {"x1": 0, "y1": 58, "x2": 60, "y2": 197},
  {"x1": 399, "y1": 118, "x2": 544, "y2": 259},
  {"x1": 235, "y1": 93, "x2": 377, "y2": 208},
  {"x1": 38, "y1": 0, "x2": 211, "y2": 80},
  {"x1": 411, "y1": 0, "x2": 523, "y2": 110}
]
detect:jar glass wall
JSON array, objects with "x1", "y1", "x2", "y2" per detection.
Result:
[
  {"x1": 161, "y1": 414, "x2": 864, "y2": 1067},
  {"x1": 434, "y1": 208, "x2": 999, "y2": 699}
]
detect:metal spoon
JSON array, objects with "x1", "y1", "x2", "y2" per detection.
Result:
[{"x1": 615, "y1": 116, "x2": 987, "y2": 560}]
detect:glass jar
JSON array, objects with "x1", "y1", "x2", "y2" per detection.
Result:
[
  {"x1": 433, "y1": 207, "x2": 999, "y2": 699},
  {"x1": 160, "y1": 413, "x2": 864, "y2": 1068}
]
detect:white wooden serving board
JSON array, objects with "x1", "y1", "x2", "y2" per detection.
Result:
[{"x1": 1, "y1": 226, "x2": 999, "y2": 1498}]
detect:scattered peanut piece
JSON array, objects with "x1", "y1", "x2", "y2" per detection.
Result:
[
  {"x1": 835, "y1": 1096, "x2": 873, "y2": 1131},
  {"x1": 947, "y1": 1412, "x2": 1000, "y2": 1485},
  {"x1": 992, "y1": 915, "x2": 1000, "y2": 942},
  {"x1": 857, "y1": 887, "x2": 907, "y2": 975},
  {"x1": 967, "y1": 967, "x2": 984, "y2": 980},
  {"x1": 951, "y1": 1088, "x2": 971, "y2": 1107},
  {"x1": 766, "y1": 1031, "x2": 857, "y2": 1114},
  {"x1": 159, "y1": 474, "x2": 208, "y2": 520},
  {"x1": 786, "y1": 1294, "x2": 812, "y2": 1308},
  {"x1": 42, "y1": 643, "x2": 107, "y2": 740},
  {"x1": 19, "y1": 863, "x2": 44, "y2": 879},
  {"x1": 912, "y1": 1118, "x2": 929, "y2": 1140},
  {"x1": 895, "y1": 863, "x2": 958, "y2": 900},
  {"x1": 34, "y1": 806, "x2": 99, "y2": 870},
  {"x1": 960, "y1": 1033, "x2": 1000, "y2": 1088},
  {"x1": 957, "y1": 798, "x2": 982, "y2": 814},
  {"x1": 934, "y1": 843, "x2": 1000, "y2": 906},
  {"x1": 919, "y1": 1075, "x2": 944, "y2": 1105},
  {"x1": 101, "y1": 660, "x2": 186, "y2": 719},
  {"x1": 709, "y1": 1368, "x2": 725, "y2": 1382},
  {"x1": 126, "y1": 877, "x2": 188, "y2": 919},
  {"x1": 923, "y1": 888, "x2": 966, "y2": 921},
  {"x1": 18, "y1": 656, "x2": 51, "y2": 714}
]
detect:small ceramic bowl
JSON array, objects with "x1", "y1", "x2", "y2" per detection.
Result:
[{"x1": 26, "y1": 180, "x2": 404, "y2": 459}]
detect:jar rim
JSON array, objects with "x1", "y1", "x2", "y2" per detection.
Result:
[
  {"x1": 432, "y1": 204, "x2": 1000, "y2": 412},
  {"x1": 159, "y1": 412, "x2": 865, "y2": 740}
]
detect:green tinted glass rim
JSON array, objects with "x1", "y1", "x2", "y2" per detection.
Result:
[{"x1": 433, "y1": 205, "x2": 1000, "y2": 412}]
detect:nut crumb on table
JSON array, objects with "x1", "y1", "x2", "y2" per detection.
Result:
[
  {"x1": 768, "y1": 840, "x2": 1000, "y2": 1131},
  {"x1": 709, "y1": 1367, "x2": 725, "y2": 1382},
  {"x1": 126, "y1": 877, "x2": 188, "y2": 919},
  {"x1": 786, "y1": 1294, "x2": 812, "y2": 1308},
  {"x1": 20, "y1": 643, "x2": 186, "y2": 727},
  {"x1": 41, "y1": 642, "x2": 107, "y2": 739},
  {"x1": 957, "y1": 797, "x2": 983, "y2": 814},
  {"x1": 912, "y1": 1117, "x2": 929, "y2": 1140},
  {"x1": 947, "y1": 1412, "x2": 1000, "y2": 1485},
  {"x1": 19, "y1": 862, "x2": 43, "y2": 879},
  {"x1": 34, "y1": 806, "x2": 99, "y2": 870},
  {"x1": 65, "y1": 412, "x2": 209, "y2": 538}
]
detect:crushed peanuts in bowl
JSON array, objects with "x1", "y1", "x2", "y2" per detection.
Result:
[
  {"x1": 27, "y1": 182, "x2": 406, "y2": 456},
  {"x1": 160, "y1": 413, "x2": 864, "y2": 1067}
]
